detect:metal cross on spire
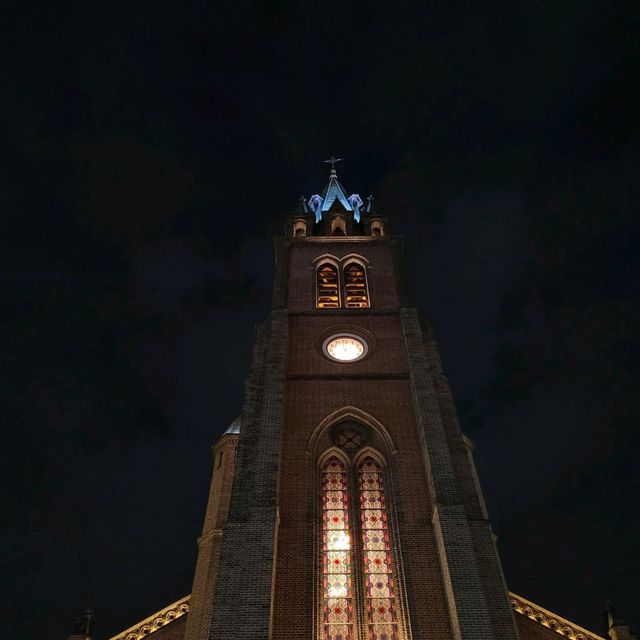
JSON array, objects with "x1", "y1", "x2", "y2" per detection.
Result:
[{"x1": 323, "y1": 156, "x2": 343, "y2": 171}]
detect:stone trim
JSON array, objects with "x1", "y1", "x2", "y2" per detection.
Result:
[
  {"x1": 108, "y1": 591, "x2": 603, "y2": 640},
  {"x1": 108, "y1": 596, "x2": 190, "y2": 640},
  {"x1": 510, "y1": 592, "x2": 604, "y2": 640}
]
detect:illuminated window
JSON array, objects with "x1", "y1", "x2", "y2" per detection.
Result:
[
  {"x1": 322, "y1": 457, "x2": 354, "y2": 640},
  {"x1": 359, "y1": 457, "x2": 399, "y2": 640},
  {"x1": 317, "y1": 263, "x2": 341, "y2": 308},
  {"x1": 319, "y1": 453, "x2": 403, "y2": 640},
  {"x1": 343, "y1": 262, "x2": 369, "y2": 309}
]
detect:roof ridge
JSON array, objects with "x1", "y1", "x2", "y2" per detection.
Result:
[
  {"x1": 510, "y1": 592, "x2": 605, "y2": 640},
  {"x1": 108, "y1": 595, "x2": 190, "y2": 640}
]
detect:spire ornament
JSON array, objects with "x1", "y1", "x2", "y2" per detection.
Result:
[{"x1": 322, "y1": 156, "x2": 343, "y2": 174}]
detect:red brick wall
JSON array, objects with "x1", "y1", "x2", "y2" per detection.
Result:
[
  {"x1": 287, "y1": 314, "x2": 407, "y2": 377},
  {"x1": 270, "y1": 374, "x2": 452, "y2": 639},
  {"x1": 287, "y1": 241, "x2": 400, "y2": 312},
  {"x1": 184, "y1": 435, "x2": 237, "y2": 640}
]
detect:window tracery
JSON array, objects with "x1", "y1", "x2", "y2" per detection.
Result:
[
  {"x1": 315, "y1": 256, "x2": 370, "y2": 310},
  {"x1": 322, "y1": 456, "x2": 354, "y2": 640},
  {"x1": 358, "y1": 457, "x2": 399, "y2": 640},
  {"x1": 319, "y1": 449, "x2": 402, "y2": 640}
]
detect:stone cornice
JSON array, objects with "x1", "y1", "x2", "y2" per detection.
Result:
[
  {"x1": 108, "y1": 590, "x2": 602, "y2": 640},
  {"x1": 510, "y1": 592, "x2": 604, "y2": 640},
  {"x1": 108, "y1": 596, "x2": 190, "y2": 640}
]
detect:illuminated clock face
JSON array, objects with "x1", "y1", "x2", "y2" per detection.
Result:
[{"x1": 324, "y1": 335, "x2": 367, "y2": 362}]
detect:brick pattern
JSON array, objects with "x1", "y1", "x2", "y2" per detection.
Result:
[
  {"x1": 208, "y1": 311, "x2": 288, "y2": 640},
  {"x1": 194, "y1": 234, "x2": 522, "y2": 640},
  {"x1": 184, "y1": 434, "x2": 238, "y2": 640},
  {"x1": 271, "y1": 377, "x2": 456, "y2": 640},
  {"x1": 287, "y1": 241, "x2": 400, "y2": 312},
  {"x1": 401, "y1": 308, "x2": 518, "y2": 640},
  {"x1": 107, "y1": 218, "x2": 605, "y2": 640}
]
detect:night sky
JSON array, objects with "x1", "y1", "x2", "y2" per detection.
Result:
[{"x1": 2, "y1": 2, "x2": 639, "y2": 639}]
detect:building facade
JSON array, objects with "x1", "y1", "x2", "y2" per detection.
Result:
[{"x1": 102, "y1": 169, "x2": 613, "y2": 640}]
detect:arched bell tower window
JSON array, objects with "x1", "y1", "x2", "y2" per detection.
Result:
[
  {"x1": 293, "y1": 220, "x2": 307, "y2": 237},
  {"x1": 317, "y1": 263, "x2": 341, "y2": 309},
  {"x1": 343, "y1": 262, "x2": 370, "y2": 309},
  {"x1": 331, "y1": 216, "x2": 347, "y2": 236}
]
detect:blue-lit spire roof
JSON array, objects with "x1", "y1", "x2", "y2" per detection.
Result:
[
  {"x1": 320, "y1": 169, "x2": 352, "y2": 214},
  {"x1": 307, "y1": 164, "x2": 364, "y2": 223},
  {"x1": 224, "y1": 415, "x2": 241, "y2": 435}
]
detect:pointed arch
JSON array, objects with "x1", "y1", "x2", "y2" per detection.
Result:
[
  {"x1": 318, "y1": 446, "x2": 351, "y2": 470},
  {"x1": 357, "y1": 454, "x2": 401, "y2": 640},
  {"x1": 316, "y1": 260, "x2": 341, "y2": 309},
  {"x1": 343, "y1": 260, "x2": 369, "y2": 309},
  {"x1": 331, "y1": 216, "x2": 347, "y2": 236},
  {"x1": 308, "y1": 406, "x2": 397, "y2": 460},
  {"x1": 320, "y1": 453, "x2": 355, "y2": 640},
  {"x1": 313, "y1": 413, "x2": 407, "y2": 640},
  {"x1": 353, "y1": 446, "x2": 387, "y2": 470},
  {"x1": 340, "y1": 253, "x2": 371, "y2": 267}
]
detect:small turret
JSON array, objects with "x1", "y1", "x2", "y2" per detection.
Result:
[
  {"x1": 288, "y1": 158, "x2": 389, "y2": 238},
  {"x1": 605, "y1": 601, "x2": 636, "y2": 640},
  {"x1": 67, "y1": 608, "x2": 93, "y2": 640}
]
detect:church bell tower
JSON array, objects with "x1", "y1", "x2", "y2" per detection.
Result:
[{"x1": 184, "y1": 162, "x2": 520, "y2": 640}]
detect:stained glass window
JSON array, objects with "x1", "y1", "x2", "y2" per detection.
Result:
[
  {"x1": 322, "y1": 457, "x2": 354, "y2": 640},
  {"x1": 317, "y1": 263, "x2": 340, "y2": 308},
  {"x1": 359, "y1": 458, "x2": 399, "y2": 640},
  {"x1": 343, "y1": 262, "x2": 369, "y2": 309}
]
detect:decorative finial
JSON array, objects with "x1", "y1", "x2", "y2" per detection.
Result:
[
  {"x1": 72, "y1": 608, "x2": 94, "y2": 636},
  {"x1": 323, "y1": 156, "x2": 343, "y2": 175},
  {"x1": 367, "y1": 194, "x2": 375, "y2": 212},
  {"x1": 299, "y1": 195, "x2": 308, "y2": 213}
]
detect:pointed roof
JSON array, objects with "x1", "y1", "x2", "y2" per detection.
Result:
[
  {"x1": 293, "y1": 195, "x2": 309, "y2": 216},
  {"x1": 320, "y1": 169, "x2": 353, "y2": 213},
  {"x1": 224, "y1": 415, "x2": 241, "y2": 435}
]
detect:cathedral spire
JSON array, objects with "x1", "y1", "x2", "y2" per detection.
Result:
[
  {"x1": 67, "y1": 608, "x2": 93, "y2": 640},
  {"x1": 307, "y1": 158, "x2": 364, "y2": 223},
  {"x1": 606, "y1": 601, "x2": 636, "y2": 640}
]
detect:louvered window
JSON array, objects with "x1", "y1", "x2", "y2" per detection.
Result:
[
  {"x1": 344, "y1": 262, "x2": 369, "y2": 309},
  {"x1": 317, "y1": 263, "x2": 341, "y2": 308}
]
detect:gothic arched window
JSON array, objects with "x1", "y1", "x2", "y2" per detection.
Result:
[
  {"x1": 358, "y1": 457, "x2": 400, "y2": 640},
  {"x1": 317, "y1": 263, "x2": 341, "y2": 309},
  {"x1": 319, "y1": 452, "x2": 403, "y2": 640},
  {"x1": 343, "y1": 262, "x2": 369, "y2": 309},
  {"x1": 322, "y1": 456, "x2": 354, "y2": 640}
]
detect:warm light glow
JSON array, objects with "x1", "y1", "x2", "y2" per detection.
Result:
[
  {"x1": 322, "y1": 457, "x2": 354, "y2": 640},
  {"x1": 325, "y1": 336, "x2": 365, "y2": 362},
  {"x1": 328, "y1": 584, "x2": 348, "y2": 598},
  {"x1": 328, "y1": 531, "x2": 350, "y2": 551}
]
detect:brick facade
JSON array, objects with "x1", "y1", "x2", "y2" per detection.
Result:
[
  {"x1": 188, "y1": 208, "x2": 524, "y2": 639},
  {"x1": 184, "y1": 431, "x2": 238, "y2": 640},
  {"x1": 113, "y1": 185, "x2": 603, "y2": 640}
]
